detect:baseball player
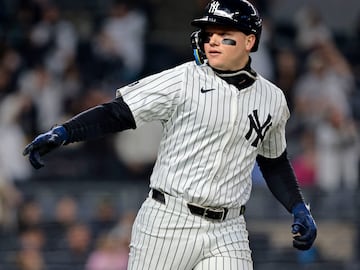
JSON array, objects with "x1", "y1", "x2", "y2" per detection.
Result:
[{"x1": 23, "y1": 0, "x2": 317, "y2": 269}]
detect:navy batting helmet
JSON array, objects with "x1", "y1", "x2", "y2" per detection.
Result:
[{"x1": 191, "y1": 0, "x2": 262, "y2": 64}]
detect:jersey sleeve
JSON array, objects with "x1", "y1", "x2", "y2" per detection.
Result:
[
  {"x1": 258, "y1": 93, "x2": 290, "y2": 158},
  {"x1": 116, "y1": 66, "x2": 184, "y2": 127}
]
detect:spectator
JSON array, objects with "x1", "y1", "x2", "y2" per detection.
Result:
[
  {"x1": 0, "y1": 46, "x2": 24, "y2": 95},
  {"x1": 315, "y1": 106, "x2": 359, "y2": 193},
  {"x1": 17, "y1": 63, "x2": 65, "y2": 132},
  {"x1": 87, "y1": 210, "x2": 138, "y2": 270},
  {"x1": 291, "y1": 129, "x2": 317, "y2": 189},
  {"x1": 45, "y1": 195, "x2": 79, "y2": 249},
  {"x1": 0, "y1": 174, "x2": 22, "y2": 232},
  {"x1": 90, "y1": 196, "x2": 118, "y2": 238},
  {"x1": 0, "y1": 87, "x2": 32, "y2": 181},
  {"x1": 85, "y1": 233, "x2": 128, "y2": 270},
  {"x1": 293, "y1": 5, "x2": 333, "y2": 52},
  {"x1": 18, "y1": 226, "x2": 46, "y2": 251},
  {"x1": 0, "y1": 54, "x2": 32, "y2": 180},
  {"x1": 293, "y1": 42, "x2": 355, "y2": 129},
  {"x1": 15, "y1": 247, "x2": 47, "y2": 270},
  {"x1": 61, "y1": 62, "x2": 83, "y2": 117},
  {"x1": 109, "y1": 210, "x2": 136, "y2": 252},
  {"x1": 273, "y1": 47, "x2": 299, "y2": 113},
  {"x1": 17, "y1": 197, "x2": 43, "y2": 233},
  {"x1": 56, "y1": 222, "x2": 93, "y2": 268},
  {"x1": 5, "y1": 0, "x2": 41, "y2": 53},
  {"x1": 91, "y1": 0, "x2": 148, "y2": 86},
  {"x1": 28, "y1": 2, "x2": 78, "y2": 76}
]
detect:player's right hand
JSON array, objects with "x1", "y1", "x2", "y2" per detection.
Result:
[
  {"x1": 23, "y1": 125, "x2": 68, "y2": 169},
  {"x1": 291, "y1": 203, "x2": 317, "y2": 250}
]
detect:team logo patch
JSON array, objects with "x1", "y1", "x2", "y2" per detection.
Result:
[{"x1": 245, "y1": 110, "x2": 272, "y2": 147}]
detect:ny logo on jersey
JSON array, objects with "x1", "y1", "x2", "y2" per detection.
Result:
[{"x1": 245, "y1": 110, "x2": 272, "y2": 147}]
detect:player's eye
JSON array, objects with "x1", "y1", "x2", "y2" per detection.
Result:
[
  {"x1": 202, "y1": 32, "x2": 212, "y2": 43},
  {"x1": 203, "y1": 32, "x2": 226, "y2": 43}
]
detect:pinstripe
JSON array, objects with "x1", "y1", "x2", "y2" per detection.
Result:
[
  {"x1": 166, "y1": 213, "x2": 192, "y2": 269},
  {"x1": 152, "y1": 204, "x2": 179, "y2": 269},
  {"x1": 130, "y1": 200, "x2": 154, "y2": 270},
  {"x1": 143, "y1": 207, "x2": 166, "y2": 269},
  {"x1": 169, "y1": 68, "x2": 199, "y2": 195},
  {"x1": 188, "y1": 78, "x2": 223, "y2": 204},
  {"x1": 118, "y1": 61, "x2": 289, "y2": 270},
  {"x1": 128, "y1": 193, "x2": 253, "y2": 270},
  {"x1": 119, "y1": 63, "x2": 288, "y2": 208}
]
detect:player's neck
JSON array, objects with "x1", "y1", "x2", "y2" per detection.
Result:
[{"x1": 211, "y1": 58, "x2": 257, "y2": 90}]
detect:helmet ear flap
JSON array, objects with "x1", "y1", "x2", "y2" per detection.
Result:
[{"x1": 191, "y1": 30, "x2": 206, "y2": 65}]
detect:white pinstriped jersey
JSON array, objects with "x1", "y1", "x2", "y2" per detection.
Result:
[{"x1": 117, "y1": 61, "x2": 289, "y2": 208}]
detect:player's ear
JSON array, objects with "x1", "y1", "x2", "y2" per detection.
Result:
[{"x1": 245, "y1": 34, "x2": 256, "y2": 51}]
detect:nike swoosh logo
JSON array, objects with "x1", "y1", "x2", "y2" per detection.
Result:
[{"x1": 201, "y1": 87, "x2": 216, "y2": 93}]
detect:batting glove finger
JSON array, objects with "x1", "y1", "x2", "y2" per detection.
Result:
[{"x1": 28, "y1": 151, "x2": 45, "y2": 169}]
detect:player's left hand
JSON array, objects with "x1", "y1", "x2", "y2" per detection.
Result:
[{"x1": 291, "y1": 203, "x2": 317, "y2": 250}]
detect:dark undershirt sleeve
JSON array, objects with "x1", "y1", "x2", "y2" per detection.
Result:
[
  {"x1": 256, "y1": 150, "x2": 304, "y2": 213},
  {"x1": 62, "y1": 96, "x2": 136, "y2": 143}
]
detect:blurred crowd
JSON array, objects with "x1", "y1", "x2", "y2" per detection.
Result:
[
  {"x1": 1, "y1": 192, "x2": 136, "y2": 270},
  {"x1": 0, "y1": 0, "x2": 360, "y2": 269}
]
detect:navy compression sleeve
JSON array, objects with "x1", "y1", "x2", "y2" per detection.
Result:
[
  {"x1": 256, "y1": 150, "x2": 304, "y2": 213},
  {"x1": 62, "y1": 96, "x2": 136, "y2": 143}
]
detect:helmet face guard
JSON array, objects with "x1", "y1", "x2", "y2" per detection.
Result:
[
  {"x1": 191, "y1": 30, "x2": 206, "y2": 65},
  {"x1": 190, "y1": 0, "x2": 262, "y2": 65}
]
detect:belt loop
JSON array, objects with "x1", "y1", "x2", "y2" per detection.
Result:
[
  {"x1": 240, "y1": 205, "x2": 246, "y2": 215},
  {"x1": 151, "y1": 188, "x2": 165, "y2": 204}
]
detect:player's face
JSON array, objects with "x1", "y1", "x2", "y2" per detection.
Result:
[{"x1": 203, "y1": 25, "x2": 255, "y2": 71}]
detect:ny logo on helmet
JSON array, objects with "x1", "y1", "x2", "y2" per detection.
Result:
[
  {"x1": 245, "y1": 110, "x2": 272, "y2": 147},
  {"x1": 208, "y1": 1, "x2": 240, "y2": 21},
  {"x1": 209, "y1": 1, "x2": 220, "y2": 13}
]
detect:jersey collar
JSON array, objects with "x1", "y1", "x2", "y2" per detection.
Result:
[{"x1": 211, "y1": 57, "x2": 257, "y2": 90}]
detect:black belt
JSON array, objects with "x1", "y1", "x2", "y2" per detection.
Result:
[{"x1": 151, "y1": 189, "x2": 245, "y2": 221}]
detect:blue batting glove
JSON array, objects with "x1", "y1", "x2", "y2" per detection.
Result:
[
  {"x1": 23, "y1": 126, "x2": 68, "y2": 169},
  {"x1": 291, "y1": 203, "x2": 317, "y2": 250}
]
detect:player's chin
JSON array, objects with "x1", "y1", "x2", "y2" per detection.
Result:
[{"x1": 207, "y1": 58, "x2": 228, "y2": 71}]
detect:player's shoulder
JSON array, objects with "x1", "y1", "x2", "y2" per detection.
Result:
[
  {"x1": 174, "y1": 61, "x2": 210, "y2": 72},
  {"x1": 165, "y1": 61, "x2": 214, "y2": 82},
  {"x1": 256, "y1": 75, "x2": 285, "y2": 97}
]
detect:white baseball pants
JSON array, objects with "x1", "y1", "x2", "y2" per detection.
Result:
[{"x1": 127, "y1": 190, "x2": 253, "y2": 270}]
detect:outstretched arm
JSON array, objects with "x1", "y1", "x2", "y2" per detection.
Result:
[
  {"x1": 256, "y1": 150, "x2": 317, "y2": 250},
  {"x1": 23, "y1": 96, "x2": 136, "y2": 169},
  {"x1": 62, "y1": 96, "x2": 136, "y2": 143}
]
